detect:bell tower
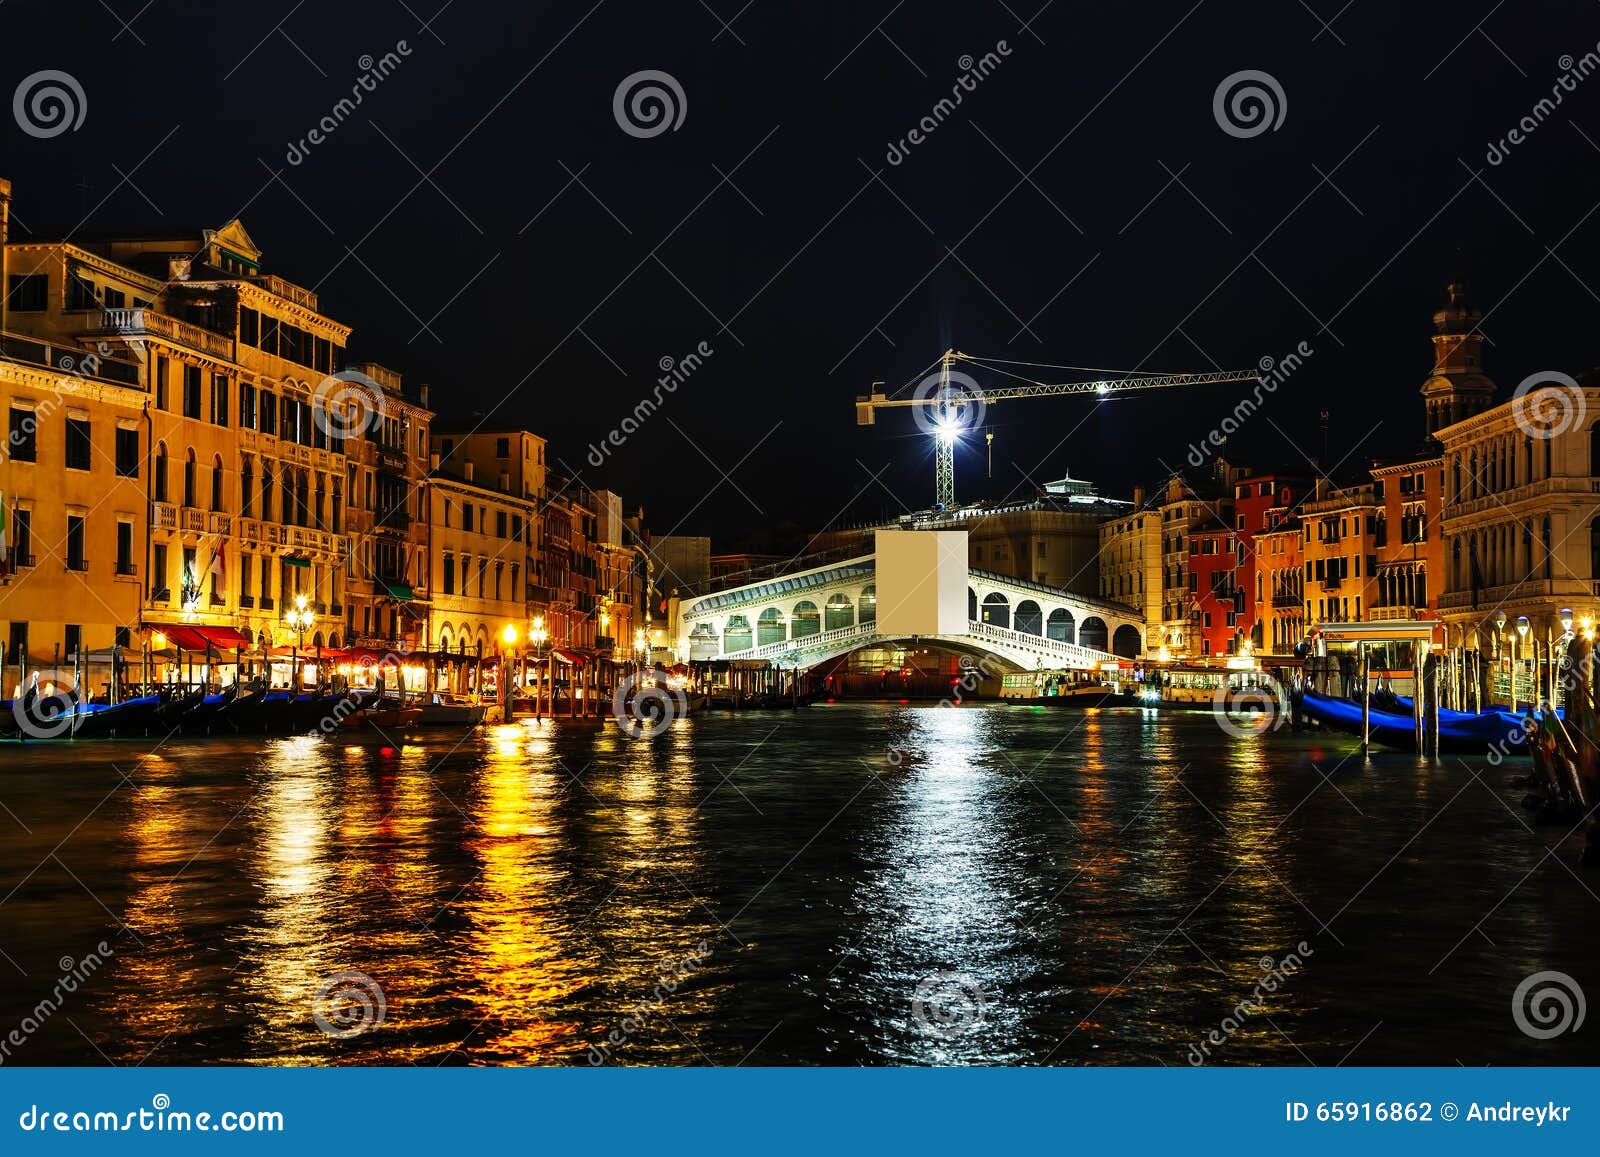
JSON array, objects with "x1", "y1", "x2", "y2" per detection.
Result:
[{"x1": 1421, "y1": 282, "x2": 1496, "y2": 436}]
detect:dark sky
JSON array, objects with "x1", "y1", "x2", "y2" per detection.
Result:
[{"x1": 6, "y1": 0, "x2": 1600, "y2": 545}]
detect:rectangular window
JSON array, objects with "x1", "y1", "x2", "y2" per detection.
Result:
[
  {"x1": 183, "y1": 366, "x2": 203, "y2": 419},
  {"x1": 239, "y1": 382, "x2": 256, "y2": 429},
  {"x1": 115, "y1": 426, "x2": 139, "y2": 476},
  {"x1": 64, "y1": 624, "x2": 82, "y2": 659},
  {"x1": 65, "y1": 515, "x2": 86, "y2": 571},
  {"x1": 153, "y1": 544, "x2": 168, "y2": 600},
  {"x1": 66, "y1": 417, "x2": 91, "y2": 471},
  {"x1": 212, "y1": 375, "x2": 230, "y2": 426},
  {"x1": 261, "y1": 315, "x2": 279, "y2": 356},
  {"x1": 115, "y1": 521, "x2": 134, "y2": 575},
  {"x1": 464, "y1": 504, "x2": 475, "y2": 532},
  {"x1": 5, "y1": 273, "x2": 47, "y2": 312},
  {"x1": 153, "y1": 356, "x2": 169, "y2": 410},
  {"x1": 259, "y1": 390, "x2": 277, "y2": 436},
  {"x1": 496, "y1": 510, "x2": 508, "y2": 538},
  {"x1": 9, "y1": 407, "x2": 36, "y2": 462},
  {"x1": 443, "y1": 555, "x2": 455, "y2": 595},
  {"x1": 12, "y1": 508, "x2": 31, "y2": 566},
  {"x1": 66, "y1": 274, "x2": 96, "y2": 311},
  {"x1": 103, "y1": 288, "x2": 126, "y2": 310},
  {"x1": 240, "y1": 307, "x2": 259, "y2": 347},
  {"x1": 496, "y1": 437, "x2": 510, "y2": 458}
]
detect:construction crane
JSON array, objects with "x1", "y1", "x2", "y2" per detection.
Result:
[{"x1": 855, "y1": 349, "x2": 1262, "y2": 507}]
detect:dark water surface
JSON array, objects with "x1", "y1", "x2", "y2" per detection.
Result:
[{"x1": 0, "y1": 703, "x2": 1595, "y2": 1066}]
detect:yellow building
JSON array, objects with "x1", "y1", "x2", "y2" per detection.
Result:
[
  {"x1": 427, "y1": 465, "x2": 537, "y2": 660},
  {"x1": 1, "y1": 174, "x2": 148, "y2": 682},
  {"x1": 1298, "y1": 482, "x2": 1379, "y2": 626},
  {"x1": 1098, "y1": 488, "x2": 1162, "y2": 653}
]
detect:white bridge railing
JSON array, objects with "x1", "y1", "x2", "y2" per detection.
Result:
[
  {"x1": 964, "y1": 619, "x2": 1118, "y2": 667},
  {"x1": 706, "y1": 618, "x2": 1117, "y2": 669}
]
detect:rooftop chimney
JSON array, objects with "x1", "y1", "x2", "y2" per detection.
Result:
[{"x1": 464, "y1": 460, "x2": 475, "y2": 482}]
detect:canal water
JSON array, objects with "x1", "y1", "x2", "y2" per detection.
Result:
[{"x1": 0, "y1": 702, "x2": 1595, "y2": 1066}]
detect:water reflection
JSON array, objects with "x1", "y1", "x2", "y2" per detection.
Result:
[{"x1": 2, "y1": 706, "x2": 1597, "y2": 1066}]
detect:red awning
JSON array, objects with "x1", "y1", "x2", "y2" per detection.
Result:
[
  {"x1": 146, "y1": 624, "x2": 253, "y2": 652},
  {"x1": 552, "y1": 648, "x2": 588, "y2": 667}
]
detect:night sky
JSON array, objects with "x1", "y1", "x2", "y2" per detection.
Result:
[{"x1": 7, "y1": 0, "x2": 1600, "y2": 545}]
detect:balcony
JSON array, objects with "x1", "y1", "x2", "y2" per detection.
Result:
[
  {"x1": 239, "y1": 595, "x2": 255, "y2": 608},
  {"x1": 180, "y1": 507, "x2": 207, "y2": 533},
  {"x1": 1271, "y1": 591, "x2": 1301, "y2": 608},
  {"x1": 115, "y1": 561, "x2": 138, "y2": 580},
  {"x1": 259, "y1": 596, "x2": 275, "y2": 611},
  {"x1": 89, "y1": 308, "x2": 234, "y2": 361},
  {"x1": 1, "y1": 332, "x2": 142, "y2": 386},
  {"x1": 250, "y1": 274, "x2": 320, "y2": 311},
  {"x1": 66, "y1": 558, "x2": 87, "y2": 573},
  {"x1": 154, "y1": 502, "x2": 177, "y2": 530},
  {"x1": 209, "y1": 513, "x2": 232, "y2": 535}
]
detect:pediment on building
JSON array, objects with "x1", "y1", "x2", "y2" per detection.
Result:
[{"x1": 206, "y1": 219, "x2": 263, "y2": 264}]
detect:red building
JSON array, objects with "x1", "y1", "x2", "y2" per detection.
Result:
[
  {"x1": 1187, "y1": 522, "x2": 1241, "y2": 657},
  {"x1": 1230, "y1": 472, "x2": 1308, "y2": 651}
]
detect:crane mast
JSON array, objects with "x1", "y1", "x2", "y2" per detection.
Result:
[{"x1": 856, "y1": 349, "x2": 1261, "y2": 508}]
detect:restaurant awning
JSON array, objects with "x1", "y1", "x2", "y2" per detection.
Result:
[
  {"x1": 552, "y1": 648, "x2": 589, "y2": 667},
  {"x1": 381, "y1": 582, "x2": 414, "y2": 600},
  {"x1": 145, "y1": 624, "x2": 253, "y2": 651}
]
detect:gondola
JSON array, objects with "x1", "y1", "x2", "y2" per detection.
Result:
[
  {"x1": 178, "y1": 684, "x2": 242, "y2": 735},
  {"x1": 1299, "y1": 688, "x2": 1530, "y2": 754},
  {"x1": 68, "y1": 694, "x2": 165, "y2": 740}
]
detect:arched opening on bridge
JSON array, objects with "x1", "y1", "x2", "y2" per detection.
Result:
[
  {"x1": 1079, "y1": 616, "x2": 1108, "y2": 652},
  {"x1": 792, "y1": 600, "x2": 821, "y2": 639},
  {"x1": 757, "y1": 607, "x2": 786, "y2": 646},
  {"x1": 1047, "y1": 608, "x2": 1075, "y2": 643},
  {"x1": 1015, "y1": 600, "x2": 1042, "y2": 635},
  {"x1": 859, "y1": 585, "x2": 876, "y2": 624},
  {"x1": 968, "y1": 588, "x2": 977, "y2": 620},
  {"x1": 724, "y1": 615, "x2": 752, "y2": 652},
  {"x1": 980, "y1": 592, "x2": 1009, "y2": 629},
  {"x1": 825, "y1": 593, "x2": 853, "y2": 630},
  {"x1": 1112, "y1": 624, "x2": 1142, "y2": 659}
]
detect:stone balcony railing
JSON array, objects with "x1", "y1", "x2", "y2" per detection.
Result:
[
  {"x1": 1442, "y1": 476, "x2": 1600, "y2": 521},
  {"x1": 90, "y1": 308, "x2": 234, "y2": 361}
]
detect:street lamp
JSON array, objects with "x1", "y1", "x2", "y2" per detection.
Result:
[
  {"x1": 285, "y1": 594, "x2": 314, "y2": 691},
  {"x1": 1513, "y1": 615, "x2": 1530, "y2": 713},
  {"x1": 500, "y1": 623, "x2": 519, "y2": 721},
  {"x1": 528, "y1": 616, "x2": 548, "y2": 721}
]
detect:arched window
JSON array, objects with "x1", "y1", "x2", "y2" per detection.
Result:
[
  {"x1": 1110, "y1": 624, "x2": 1141, "y2": 657},
  {"x1": 967, "y1": 587, "x2": 977, "y2": 620},
  {"x1": 1014, "y1": 600, "x2": 1042, "y2": 635},
  {"x1": 980, "y1": 592, "x2": 1009, "y2": 629},
  {"x1": 154, "y1": 442, "x2": 168, "y2": 502},
  {"x1": 183, "y1": 449, "x2": 196, "y2": 507},
  {"x1": 1079, "y1": 616, "x2": 1108, "y2": 651},
  {"x1": 757, "y1": 607, "x2": 785, "y2": 645},
  {"x1": 210, "y1": 454, "x2": 224, "y2": 511},
  {"x1": 791, "y1": 600, "x2": 820, "y2": 639},
  {"x1": 240, "y1": 456, "x2": 254, "y2": 517},
  {"x1": 825, "y1": 593, "x2": 853, "y2": 630},
  {"x1": 1049, "y1": 610, "x2": 1076, "y2": 643},
  {"x1": 858, "y1": 585, "x2": 876, "y2": 625}
]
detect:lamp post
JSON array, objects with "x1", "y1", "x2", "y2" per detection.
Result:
[
  {"x1": 529, "y1": 615, "x2": 548, "y2": 721},
  {"x1": 1493, "y1": 610, "x2": 1507, "y2": 712},
  {"x1": 1558, "y1": 607, "x2": 1575, "y2": 709},
  {"x1": 634, "y1": 628, "x2": 648, "y2": 682},
  {"x1": 1515, "y1": 615, "x2": 1530, "y2": 713},
  {"x1": 285, "y1": 593, "x2": 313, "y2": 692},
  {"x1": 500, "y1": 623, "x2": 518, "y2": 721}
]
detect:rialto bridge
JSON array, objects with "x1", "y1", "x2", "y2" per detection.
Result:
[{"x1": 675, "y1": 529, "x2": 1146, "y2": 672}]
